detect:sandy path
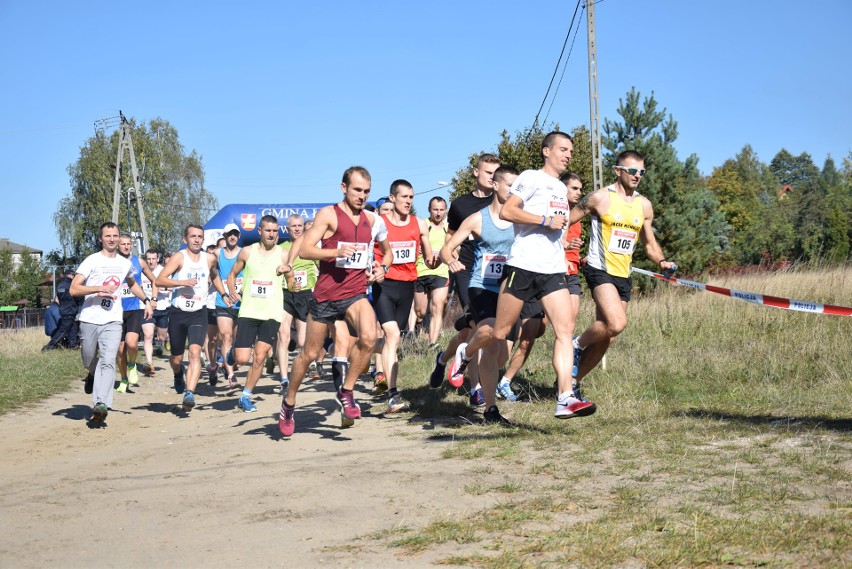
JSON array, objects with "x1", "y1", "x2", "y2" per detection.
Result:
[{"x1": 0, "y1": 363, "x2": 494, "y2": 568}]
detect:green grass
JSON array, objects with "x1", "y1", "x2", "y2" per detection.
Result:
[
  {"x1": 0, "y1": 329, "x2": 83, "y2": 413},
  {"x1": 363, "y1": 266, "x2": 852, "y2": 567}
]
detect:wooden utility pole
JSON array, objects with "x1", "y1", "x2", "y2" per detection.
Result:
[
  {"x1": 586, "y1": 1, "x2": 604, "y2": 192},
  {"x1": 108, "y1": 111, "x2": 149, "y2": 253}
]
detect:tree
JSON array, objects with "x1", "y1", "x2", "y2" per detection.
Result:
[
  {"x1": 449, "y1": 123, "x2": 593, "y2": 201},
  {"x1": 602, "y1": 88, "x2": 729, "y2": 273},
  {"x1": 54, "y1": 117, "x2": 218, "y2": 258}
]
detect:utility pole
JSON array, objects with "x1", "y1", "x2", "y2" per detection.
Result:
[
  {"x1": 106, "y1": 111, "x2": 149, "y2": 254},
  {"x1": 586, "y1": 1, "x2": 604, "y2": 192}
]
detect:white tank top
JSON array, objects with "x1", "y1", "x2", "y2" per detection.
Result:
[{"x1": 170, "y1": 249, "x2": 210, "y2": 312}]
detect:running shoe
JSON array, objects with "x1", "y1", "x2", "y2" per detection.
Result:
[
  {"x1": 116, "y1": 379, "x2": 134, "y2": 394},
  {"x1": 554, "y1": 393, "x2": 595, "y2": 419},
  {"x1": 429, "y1": 351, "x2": 446, "y2": 389},
  {"x1": 173, "y1": 370, "x2": 186, "y2": 394},
  {"x1": 228, "y1": 374, "x2": 239, "y2": 388},
  {"x1": 164, "y1": 341, "x2": 171, "y2": 353},
  {"x1": 127, "y1": 365, "x2": 140, "y2": 386},
  {"x1": 371, "y1": 372, "x2": 388, "y2": 396},
  {"x1": 572, "y1": 336, "x2": 583, "y2": 378},
  {"x1": 483, "y1": 405, "x2": 511, "y2": 426},
  {"x1": 237, "y1": 395, "x2": 257, "y2": 413},
  {"x1": 182, "y1": 391, "x2": 196, "y2": 412},
  {"x1": 469, "y1": 387, "x2": 485, "y2": 408},
  {"x1": 497, "y1": 379, "x2": 518, "y2": 402},
  {"x1": 572, "y1": 382, "x2": 597, "y2": 415},
  {"x1": 143, "y1": 363, "x2": 156, "y2": 377},
  {"x1": 207, "y1": 362, "x2": 219, "y2": 386},
  {"x1": 279, "y1": 400, "x2": 295, "y2": 437},
  {"x1": 448, "y1": 342, "x2": 470, "y2": 388},
  {"x1": 91, "y1": 402, "x2": 108, "y2": 423},
  {"x1": 386, "y1": 393, "x2": 410, "y2": 413},
  {"x1": 265, "y1": 357, "x2": 275, "y2": 375},
  {"x1": 84, "y1": 373, "x2": 94, "y2": 395},
  {"x1": 307, "y1": 361, "x2": 320, "y2": 379},
  {"x1": 335, "y1": 388, "x2": 361, "y2": 427},
  {"x1": 154, "y1": 344, "x2": 163, "y2": 357}
]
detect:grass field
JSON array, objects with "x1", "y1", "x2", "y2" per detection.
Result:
[
  {"x1": 2, "y1": 267, "x2": 850, "y2": 567},
  {"x1": 363, "y1": 266, "x2": 851, "y2": 567}
]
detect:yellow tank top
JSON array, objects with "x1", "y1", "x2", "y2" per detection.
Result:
[
  {"x1": 238, "y1": 244, "x2": 285, "y2": 322},
  {"x1": 587, "y1": 187, "x2": 645, "y2": 278},
  {"x1": 415, "y1": 221, "x2": 449, "y2": 278}
]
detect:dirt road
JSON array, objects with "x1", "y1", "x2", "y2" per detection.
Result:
[{"x1": 0, "y1": 365, "x2": 492, "y2": 568}]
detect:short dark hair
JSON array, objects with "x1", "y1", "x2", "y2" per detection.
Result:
[
  {"x1": 99, "y1": 221, "x2": 118, "y2": 236},
  {"x1": 260, "y1": 214, "x2": 279, "y2": 227},
  {"x1": 342, "y1": 166, "x2": 371, "y2": 186},
  {"x1": 428, "y1": 196, "x2": 447, "y2": 208},
  {"x1": 493, "y1": 165, "x2": 519, "y2": 183},
  {"x1": 145, "y1": 248, "x2": 160, "y2": 258},
  {"x1": 184, "y1": 224, "x2": 203, "y2": 237},
  {"x1": 616, "y1": 150, "x2": 644, "y2": 165},
  {"x1": 559, "y1": 172, "x2": 582, "y2": 185},
  {"x1": 541, "y1": 131, "x2": 573, "y2": 156},
  {"x1": 389, "y1": 179, "x2": 413, "y2": 196}
]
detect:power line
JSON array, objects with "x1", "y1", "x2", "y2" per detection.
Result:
[
  {"x1": 532, "y1": 0, "x2": 583, "y2": 128},
  {"x1": 543, "y1": 3, "x2": 586, "y2": 126}
]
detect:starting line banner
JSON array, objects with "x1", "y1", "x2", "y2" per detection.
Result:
[{"x1": 631, "y1": 267, "x2": 852, "y2": 317}]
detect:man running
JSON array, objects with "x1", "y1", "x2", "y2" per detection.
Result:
[
  {"x1": 371, "y1": 179, "x2": 438, "y2": 412},
  {"x1": 279, "y1": 166, "x2": 390, "y2": 437},
  {"x1": 140, "y1": 248, "x2": 163, "y2": 376},
  {"x1": 568, "y1": 150, "x2": 677, "y2": 393},
  {"x1": 433, "y1": 165, "x2": 519, "y2": 423},
  {"x1": 70, "y1": 222, "x2": 153, "y2": 422},
  {"x1": 116, "y1": 233, "x2": 158, "y2": 392},
  {"x1": 413, "y1": 196, "x2": 450, "y2": 350},
  {"x1": 458, "y1": 131, "x2": 595, "y2": 419},
  {"x1": 227, "y1": 215, "x2": 290, "y2": 412},
  {"x1": 215, "y1": 223, "x2": 243, "y2": 387},
  {"x1": 276, "y1": 214, "x2": 317, "y2": 391},
  {"x1": 156, "y1": 224, "x2": 230, "y2": 412}
]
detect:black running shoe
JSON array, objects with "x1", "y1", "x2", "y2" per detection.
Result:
[
  {"x1": 84, "y1": 373, "x2": 94, "y2": 395},
  {"x1": 429, "y1": 351, "x2": 446, "y2": 389},
  {"x1": 483, "y1": 405, "x2": 511, "y2": 426}
]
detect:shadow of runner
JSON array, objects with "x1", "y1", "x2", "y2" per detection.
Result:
[
  {"x1": 244, "y1": 399, "x2": 354, "y2": 442},
  {"x1": 680, "y1": 409, "x2": 852, "y2": 433},
  {"x1": 52, "y1": 405, "x2": 94, "y2": 421}
]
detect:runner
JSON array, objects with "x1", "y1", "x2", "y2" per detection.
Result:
[
  {"x1": 155, "y1": 224, "x2": 231, "y2": 412},
  {"x1": 372, "y1": 179, "x2": 439, "y2": 412},
  {"x1": 276, "y1": 214, "x2": 318, "y2": 391},
  {"x1": 568, "y1": 150, "x2": 677, "y2": 395},
  {"x1": 151, "y1": 250, "x2": 171, "y2": 357},
  {"x1": 458, "y1": 131, "x2": 595, "y2": 419},
  {"x1": 431, "y1": 166, "x2": 518, "y2": 423},
  {"x1": 70, "y1": 222, "x2": 153, "y2": 422},
  {"x1": 413, "y1": 196, "x2": 450, "y2": 350},
  {"x1": 140, "y1": 248, "x2": 163, "y2": 377},
  {"x1": 215, "y1": 223, "x2": 243, "y2": 387},
  {"x1": 116, "y1": 233, "x2": 158, "y2": 392},
  {"x1": 227, "y1": 215, "x2": 290, "y2": 412},
  {"x1": 444, "y1": 153, "x2": 501, "y2": 406},
  {"x1": 203, "y1": 243, "x2": 220, "y2": 385},
  {"x1": 42, "y1": 269, "x2": 79, "y2": 350},
  {"x1": 278, "y1": 166, "x2": 390, "y2": 437}
]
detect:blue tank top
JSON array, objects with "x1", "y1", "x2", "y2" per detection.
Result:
[
  {"x1": 120, "y1": 256, "x2": 144, "y2": 310},
  {"x1": 215, "y1": 247, "x2": 243, "y2": 308},
  {"x1": 469, "y1": 205, "x2": 514, "y2": 293}
]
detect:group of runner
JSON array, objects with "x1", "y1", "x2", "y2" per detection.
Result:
[{"x1": 68, "y1": 132, "x2": 675, "y2": 433}]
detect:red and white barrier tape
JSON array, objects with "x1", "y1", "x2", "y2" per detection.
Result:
[{"x1": 630, "y1": 267, "x2": 852, "y2": 317}]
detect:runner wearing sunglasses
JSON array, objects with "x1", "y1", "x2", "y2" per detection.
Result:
[{"x1": 567, "y1": 150, "x2": 677, "y2": 403}]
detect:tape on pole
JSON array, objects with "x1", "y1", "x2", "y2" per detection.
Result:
[{"x1": 630, "y1": 267, "x2": 852, "y2": 317}]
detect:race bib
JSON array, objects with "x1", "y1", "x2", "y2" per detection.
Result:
[
  {"x1": 142, "y1": 280, "x2": 153, "y2": 296},
  {"x1": 335, "y1": 242, "x2": 369, "y2": 269},
  {"x1": 608, "y1": 228, "x2": 638, "y2": 255},
  {"x1": 234, "y1": 277, "x2": 243, "y2": 294},
  {"x1": 99, "y1": 297, "x2": 113, "y2": 310},
  {"x1": 293, "y1": 270, "x2": 308, "y2": 288},
  {"x1": 120, "y1": 284, "x2": 133, "y2": 298},
  {"x1": 250, "y1": 279, "x2": 273, "y2": 298},
  {"x1": 481, "y1": 254, "x2": 507, "y2": 280},
  {"x1": 546, "y1": 198, "x2": 569, "y2": 218},
  {"x1": 179, "y1": 296, "x2": 198, "y2": 310},
  {"x1": 390, "y1": 240, "x2": 416, "y2": 265}
]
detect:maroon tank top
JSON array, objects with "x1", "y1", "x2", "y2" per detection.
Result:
[{"x1": 313, "y1": 205, "x2": 372, "y2": 303}]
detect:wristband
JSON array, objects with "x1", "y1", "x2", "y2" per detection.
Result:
[
  {"x1": 540, "y1": 216, "x2": 546, "y2": 226},
  {"x1": 659, "y1": 259, "x2": 667, "y2": 266},
  {"x1": 223, "y1": 292, "x2": 230, "y2": 297},
  {"x1": 547, "y1": 216, "x2": 554, "y2": 227}
]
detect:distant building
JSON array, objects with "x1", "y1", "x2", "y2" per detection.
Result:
[
  {"x1": 0, "y1": 238, "x2": 43, "y2": 268},
  {"x1": 777, "y1": 184, "x2": 794, "y2": 199}
]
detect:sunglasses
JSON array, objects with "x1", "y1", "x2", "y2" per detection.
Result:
[{"x1": 616, "y1": 166, "x2": 646, "y2": 176}]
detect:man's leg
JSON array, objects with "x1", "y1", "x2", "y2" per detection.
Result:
[
  {"x1": 284, "y1": 316, "x2": 328, "y2": 407},
  {"x1": 380, "y1": 320, "x2": 401, "y2": 391},
  {"x1": 428, "y1": 286, "x2": 449, "y2": 346},
  {"x1": 539, "y1": 289, "x2": 575, "y2": 396},
  {"x1": 575, "y1": 284, "x2": 628, "y2": 380},
  {"x1": 218, "y1": 315, "x2": 237, "y2": 380},
  {"x1": 124, "y1": 331, "x2": 141, "y2": 386},
  {"x1": 94, "y1": 322, "x2": 122, "y2": 410},
  {"x1": 141, "y1": 322, "x2": 155, "y2": 372},
  {"x1": 500, "y1": 317, "x2": 546, "y2": 400},
  {"x1": 275, "y1": 312, "x2": 294, "y2": 384},
  {"x1": 342, "y1": 300, "x2": 377, "y2": 390}
]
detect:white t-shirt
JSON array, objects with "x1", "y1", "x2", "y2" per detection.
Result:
[
  {"x1": 151, "y1": 265, "x2": 171, "y2": 311},
  {"x1": 507, "y1": 169, "x2": 569, "y2": 274},
  {"x1": 76, "y1": 252, "x2": 133, "y2": 325},
  {"x1": 170, "y1": 249, "x2": 211, "y2": 313}
]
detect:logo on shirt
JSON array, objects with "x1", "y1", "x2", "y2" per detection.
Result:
[{"x1": 241, "y1": 214, "x2": 256, "y2": 231}]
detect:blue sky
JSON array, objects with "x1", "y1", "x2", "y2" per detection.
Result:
[{"x1": 2, "y1": 0, "x2": 850, "y2": 255}]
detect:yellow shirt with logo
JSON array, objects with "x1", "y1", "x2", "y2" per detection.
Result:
[
  {"x1": 586, "y1": 186, "x2": 645, "y2": 278},
  {"x1": 415, "y1": 221, "x2": 449, "y2": 278}
]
